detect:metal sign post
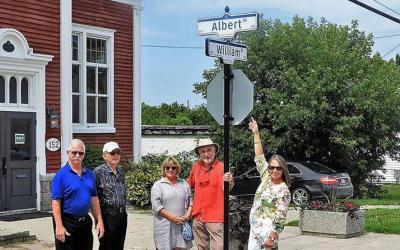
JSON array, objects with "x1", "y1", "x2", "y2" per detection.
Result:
[
  {"x1": 223, "y1": 62, "x2": 233, "y2": 249},
  {"x1": 198, "y1": 6, "x2": 258, "y2": 250}
]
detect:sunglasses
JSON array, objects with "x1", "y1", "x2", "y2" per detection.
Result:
[
  {"x1": 268, "y1": 166, "x2": 283, "y2": 171},
  {"x1": 165, "y1": 166, "x2": 177, "y2": 171},
  {"x1": 70, "y1": 151, "x2": 85, "y2": 156},
  {"x1": 109, "y1": 151, "x2": 121, "y2": 156}
]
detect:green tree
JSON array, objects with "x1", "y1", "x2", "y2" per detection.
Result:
[
  {"x1": 194, "y1": 17, "x2": 400, "y2": 196},
  {"x1": 142, "y1": 102, "x2": 215, "y2": 125}
]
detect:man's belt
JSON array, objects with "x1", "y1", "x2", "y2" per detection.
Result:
[{"x1": 101, "y1": 206, "x2": 126, "y2": 214}]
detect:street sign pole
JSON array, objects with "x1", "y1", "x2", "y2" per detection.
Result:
[
  {"x1": 223, "y1": 61, "x2": 233, "y2": 250},
  {"x1": 199, "y1": 6, "x2": 258, "y2": 250}
]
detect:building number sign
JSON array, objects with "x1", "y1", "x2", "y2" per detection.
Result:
[{"x1": 46, "y1": 138, "x2": 60, "y2": 152}]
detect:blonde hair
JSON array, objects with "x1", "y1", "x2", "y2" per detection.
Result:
[
  {"x1": 161, "y1": 157, "x2": 181, "y2": 177},
  {"x1": 269, "y1": 154, "x2": 291, "y2": 187}
]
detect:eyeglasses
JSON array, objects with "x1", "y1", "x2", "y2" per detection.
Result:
[
  {"x1": 165, "y1": 166, "x2": 177, "y2": 171},
  {"x1": 109, "y1": 151, "x2": 121, "y2": 156},
  {"x1": 268, "y1": 165, "x2": 283, "y2": 171},
  {"x1": 70, "y1": 151, "x2": 85, "y2": 156}
]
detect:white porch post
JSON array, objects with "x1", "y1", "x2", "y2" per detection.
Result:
[
  {"x1": 132, "y1": 0, "x2": 143, "y2": 163},
  {"x1": 60, "y1": 0, "x2": 73, "y2": 164}
]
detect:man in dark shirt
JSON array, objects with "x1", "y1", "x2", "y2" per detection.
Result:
[
  {"x1": 94, "y1": 142, "x2": 127, "y2": 250},
  {"x1": 51, "y1": 139, "x2": 104, "y2": 250}
]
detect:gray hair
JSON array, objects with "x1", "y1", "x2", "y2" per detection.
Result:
[{"x1": 68, "y1": 139, "x2": 85, "y2": 152}]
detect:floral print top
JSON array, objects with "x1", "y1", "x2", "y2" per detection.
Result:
[{"x1": 249, "y1": 154, "x2": 291, "y2": 248}]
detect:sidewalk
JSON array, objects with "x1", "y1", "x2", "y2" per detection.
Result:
[
  {"x1": 0, "y1": 207, "x2": 155, "y2": 250},
  {"x1": 0, "y1": 207, "x2": 399, "y2": 249}
]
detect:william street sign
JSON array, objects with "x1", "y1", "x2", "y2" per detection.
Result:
[
  {"x1": 205, "y1": 38, "x2": 247, "y2": 64},
  {"x1": 197, "y1": 12, "x2": 258, "y2": 39}
]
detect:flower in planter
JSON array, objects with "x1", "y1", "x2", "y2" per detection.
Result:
[
  {"x1": 300, "y1": 201, "x2": 366, "y2": 238},
  {"x1": 305, "y1": 200, "x2": 361, "y2": 219}
]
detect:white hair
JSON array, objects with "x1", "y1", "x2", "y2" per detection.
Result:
[{"x1": 68, "y1": 139, "x2": 85, "y2": 152}]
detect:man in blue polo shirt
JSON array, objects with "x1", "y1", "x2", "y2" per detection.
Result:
[{"x1": 51, "y1": 139, "x2": 104, "y2": 250}]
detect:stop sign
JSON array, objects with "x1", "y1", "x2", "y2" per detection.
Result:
[{"x1": 207, "y1": 69, "x2": 254, "y2": 125}]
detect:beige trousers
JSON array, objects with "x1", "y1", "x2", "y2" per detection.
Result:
[{"x1": 193, "y1": 219, "x2": 223, "y2": 250}]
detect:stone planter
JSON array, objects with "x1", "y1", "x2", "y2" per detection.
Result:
[{"x1": 299, "y1": 209, "x2": 365, "y2": 238}]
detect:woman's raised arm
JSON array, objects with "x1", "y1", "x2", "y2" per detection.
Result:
[{"x1": 248, "y1": 117, "x2": 264, "y2": 156}]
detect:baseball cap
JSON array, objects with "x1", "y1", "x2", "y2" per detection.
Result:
[{"x1": 103, "y1": 142, "x2": 120, "y2": 153}]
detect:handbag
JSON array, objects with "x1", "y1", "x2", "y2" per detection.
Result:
[
  {"x1": 181, "y1": 182, "x2": 194, "y2": 241},
  {"x1": 181, "y1": 219, "x2": 193, "y2": 241}
]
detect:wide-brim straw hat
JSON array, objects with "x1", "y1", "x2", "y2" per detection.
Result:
[{"x1": 194, "y1": 138, "x2": 219, "y2": 156}]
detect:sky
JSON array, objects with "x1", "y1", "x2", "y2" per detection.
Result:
[{"x1": 141, "y1": 0, "x2": 400, "y2": 107}]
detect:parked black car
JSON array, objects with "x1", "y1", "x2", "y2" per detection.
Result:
[{"x1": 231, "y1": 161, "x2": 354, "y2": 206}]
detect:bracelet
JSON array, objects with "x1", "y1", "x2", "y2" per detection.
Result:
[{"x1": 254, "y1": 141, "x2": 261, "y2": 144}]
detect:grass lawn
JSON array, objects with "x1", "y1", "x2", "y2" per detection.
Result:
[
  {"x1": 365, "y1": 209, "x2": 400, "y2": 234},
  {"x1": 285, "y1": 220, "x2": 299, "y2": 226},
  {"x1": 349, "y1": 184, "x2": 400, "y2": 206}
]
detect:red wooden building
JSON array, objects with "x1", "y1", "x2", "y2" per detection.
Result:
[{"x1": 0, "y1": 0, "x2": 142, "y2": 211}]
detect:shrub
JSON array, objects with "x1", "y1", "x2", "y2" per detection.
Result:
[
  {"x1": 125, "y1": 160, "x2": 161, "y2": 207},
  {"x1": 83, "y1": 144, "x2": 104, "y2": 170},
  {"x1": 229, "y1": 196, "x2": 253, "y2": 248},
  {"x1": 124, "y1": 152, "x2": 197, "y2": 208},
  {"x1": 355, "y1": 182, "x2": 387, "y2": 199}
]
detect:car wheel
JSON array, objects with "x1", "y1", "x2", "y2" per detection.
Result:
[{"x1": 292, "y1": 187, "x2": 310, "y2": 206}]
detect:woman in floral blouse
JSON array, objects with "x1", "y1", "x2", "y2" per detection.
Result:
[{"x1": 248, "y1": 118, "x2": 291, "y2": 250}]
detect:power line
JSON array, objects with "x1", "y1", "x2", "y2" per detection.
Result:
[
  {"x1": 374, "y1": 33, "x2": 400, "y2": 39},
  {"x1": 348, "y1": 0, "x2": 400, "y2": 24},
  {"x1": 142, "y1": 44, "x2": 203, "y2": 49},
  {"x1": 141, "y1": 32, "x2": 400, "y2": 51},
  {"x1": 383, "y1": 42, "x2": 400, "y2": 57},
  {"x1": 372, "y1": 0, "x2": 400, "y2": 17}
]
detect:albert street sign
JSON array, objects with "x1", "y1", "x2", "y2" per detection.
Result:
[
  {"x1": 197, "y1": 12, "x2": 258, "y2": 39},
  {"x1": 205, "y1": 38, "x2": 247, "y2": 64}
]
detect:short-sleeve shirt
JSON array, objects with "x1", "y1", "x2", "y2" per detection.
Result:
[
  {"x1": 93, "y1": 163, "x2": 126, "y2": 208},
  {"x1": 51, "y1": 162, "x2": 97, "y2": 216},
  {"x1": 188, "y1": 159, "x2": 224, "y2": 222}
]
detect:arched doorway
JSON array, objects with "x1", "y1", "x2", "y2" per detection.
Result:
[{"x1": 0, "y1": 28, "x2": 52, "y2": 211}]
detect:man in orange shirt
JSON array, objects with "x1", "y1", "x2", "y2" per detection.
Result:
[{"x1": 188, "y1": 139, "x2": 234, "y2": 250}]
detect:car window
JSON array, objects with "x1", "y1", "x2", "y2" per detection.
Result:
[
  {"x1": 288, "y1": 164, "x2": 301, "y2": 174},
  {"x1": 300, "y1": 162, "x2": 335, "y2": 174},
  {"x1": 247, "y1": 167, "x2": 259, "y2": 177}
]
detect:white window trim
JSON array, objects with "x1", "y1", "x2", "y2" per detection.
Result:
[
  {"x1": 0, "y1": 74, "x2": 34, "y2": 108},
  {"x1": 72, "y1": 24, "x2": 116, "y2": 134}
]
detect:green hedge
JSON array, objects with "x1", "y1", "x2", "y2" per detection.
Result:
[
  {"x1": 124, "y1": 152, "x2": 197, "y2": 208},
  {"x1": 83, "y1": 144, "x2": 104, "y2": 171}
]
